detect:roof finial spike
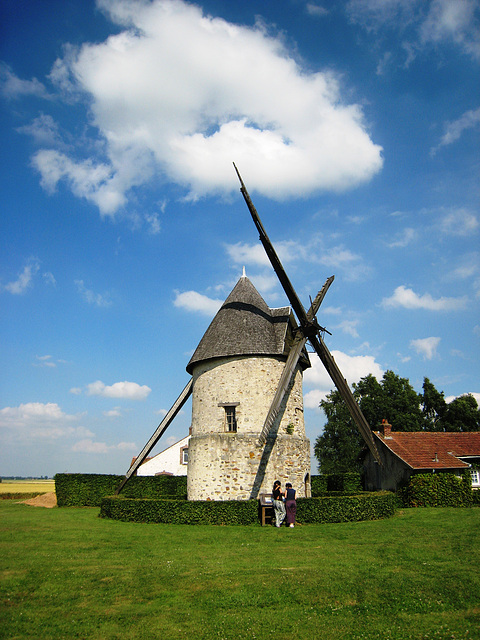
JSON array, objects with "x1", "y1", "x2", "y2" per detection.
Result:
[{"x1": 242, "y1": 266, "x2": 246, "y2": 278}]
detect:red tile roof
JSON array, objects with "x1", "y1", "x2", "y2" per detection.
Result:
[{"x1": 373, "y1": 431, "x2": 480, "y2": 470}]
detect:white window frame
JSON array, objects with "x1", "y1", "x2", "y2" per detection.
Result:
[{"x1": 470, "y1": 468, "x2": 480, "y2": 487}]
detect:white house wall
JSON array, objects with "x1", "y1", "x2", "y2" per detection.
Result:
[{"x1": 136, "y1": 435, "x2": 189, "y2": 476}]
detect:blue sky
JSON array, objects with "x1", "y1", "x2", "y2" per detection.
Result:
[{"x1": 1, "y1": 0, "x2": 479, "y2": 477}]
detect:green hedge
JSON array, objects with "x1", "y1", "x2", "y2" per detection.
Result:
[
  {"x1": 100, "y1": 496, "x2": 258, "y2": 525},
  {"x1": 400, "y1": 471, "x2": 473, "y2": 508},
  {"x1": 297, "y1": 492, "x2": 396, "y2": 524},
  {"x1": 54, "y1": 473, "x2": 187, "y2": 507},
  {"x1": 311, "y1": 472, "x2": 362, "y2": 496},
  {"x1": 56, "y1": 473, "x2": 367, "y2": 506},
  {"x1": 100, "y1": 491, "x2": 396, "y2": 525}
]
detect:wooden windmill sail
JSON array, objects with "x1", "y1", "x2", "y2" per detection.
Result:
[{"x1": 233, "y1": 163, "x2": 381, "y2": 465}]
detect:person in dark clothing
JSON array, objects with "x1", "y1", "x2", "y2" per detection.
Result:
[
  {"x1": 285, "y1": 482, "x2": 296, "y2": 528},
  {"x1": 272, "y1": 480, "x2": 285, "y2": 527}
]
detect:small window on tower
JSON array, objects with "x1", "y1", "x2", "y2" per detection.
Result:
[
  {"x1": 219, "y1": 402, "x2": 239, "y2": 433},
  {"x1": 225, "y1": 406, "x2": 237, "y2": 432}
]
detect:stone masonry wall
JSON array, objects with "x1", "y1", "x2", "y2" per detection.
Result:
[{"x1": 187, "y1": 355, "x2": 310, "y2": 500}]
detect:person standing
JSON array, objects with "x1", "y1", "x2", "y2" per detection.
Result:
[
  {"x1": 285, "y1": 482, "x2": 296, "y2": 528},
  {"x1": 272, "y1": 480, "x2": 285, "y2": 528}
]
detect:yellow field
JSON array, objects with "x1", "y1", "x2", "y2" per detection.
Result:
[{"x1": 0, "y1": 479, "x2": 55, "y2": 493}]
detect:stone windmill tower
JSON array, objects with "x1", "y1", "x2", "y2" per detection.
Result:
[
  {"x1": 186, "y1": 273, "x2": 311, "y2": 500},
  {"x1": 117, "y1": 167, "x2": 382, "y2": 499}
]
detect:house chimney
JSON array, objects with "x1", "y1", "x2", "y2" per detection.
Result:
[{"x1": 380, "y1": 419, "x2": 392, "y2": 437}]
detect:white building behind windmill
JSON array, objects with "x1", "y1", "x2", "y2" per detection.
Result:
[{"x1": 135, "y1": 434, "x2": 190, "y2": 477}]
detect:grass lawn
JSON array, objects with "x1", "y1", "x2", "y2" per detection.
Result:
[{"x1": 0, "y1": 501, "x2": 479, "y2": 640}]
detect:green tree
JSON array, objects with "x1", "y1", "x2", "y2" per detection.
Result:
[
  {"x1": 439, "y1": 394, "x2": 480, "y2": 432},
  {"x1": 355, "y1": 371, "x2": 425, "y2": 431},
  {"x1": 314, "y1": 371, "x2": 438, "y2": 473},
  {"x1": 421, "y1": 377, "x2": 446, "y2": 431}
]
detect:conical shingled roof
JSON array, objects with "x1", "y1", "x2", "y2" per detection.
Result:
[{"x1": 186, "y1": 276, "x2": 310, "y2": 374}]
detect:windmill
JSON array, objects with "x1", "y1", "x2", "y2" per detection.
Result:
[
  {"x1": 116, "y1": 166, "x2": 380, "y2": 497},
  {"x1": 232, "y1": 163, "x2": 381, "y2": 466}
]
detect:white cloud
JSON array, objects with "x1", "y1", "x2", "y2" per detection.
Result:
[
  {"x1": 317, "y1": 245, "x2": 371, "y2": 281},
  {"x1": 347, "y1": 215, "x2": 365, "y2": 225},
  {"x1": 0, "y1": 402, "x2": 89, "y2": 442},
  {"x1": 432, "y1": 107, "x2": 480, "y2": 154},
  {"x1": 145, "y1": 212, "x2": 161, "y2": 234},
  {"x1": 347, "y1": 0, "x2": 480, "y2": 61},
  {"x1": 306, "y1": 3, "x2": 329, "y2": 18},
  {"x1": 448, "y1": 253, "x2": 479, "y2": 291},
  {"x1": 475, "y1": 278, "x2": 480, "y2": 299},
  {"x1": 18, "y1": 114, "x2": 64, "y2": 147},
  {"x1": 2, "y1": 259, "x2": 40, "y2": 294},
  {"x1": 303, "y1": 349, "x2": 384, "y2": 407},
  {"x1": 0, "y1": 402, "x2": 74, "y2": 426},
  {"x1": 438, "y1": 208, "x2": 479, "y2": 237},
  {"x1": 173, "y1": 290, "x2": 223, "y2": 315},
  {"x1": 420, "y1": 0, "x2": 480, "y2": 60},
  {"x1": 381, "y1": 285, "x2": 468, "y2": 311},
  {"x1": 33, "y1": 150, "x2": 125, "y2": 216},
  {"x1": 226, "y1": 237, "x2": 369, "y2": 282},
  {"x1": 117, "y1": 441, "x2": 137, "y2": 450},
  {"x1": 72, "y1": 439, "x2": 110, "y2": 454},
  {"x1": 0, "y1": 63, "x2": 49, "y2": 99},
  {"x1": 86, "y1": 380, "x2": 151, "y2": 400},
  {"x1": 225, "y1": 242, "x2": 272, "y2": 268},
  {"x1": 387, "y1": 227, "x2": 417, "y2": 248},
  {"x1": 376, "y1": 51, "x2": 392, "y2": 76},
  {"x1": 410, "y1": 336, "x2": 441, "y2": 360},
  {"x1": 70, "y1": 387, "x2": 83, "y2": 395},
  {"x1": 43, "y1": 271, "x2": 57, "y2": 286},
  {"x1": 337, "y1": 319, "x2": 360, "y2": 338},
  {"x1": 453, "y1": 261, "x2": 478, "y2": 280},
  {"x1": 249, "y1": 273, "x2": 281, "y2": 297},
  {"x1": 72, "y1": 438, "x2": 137, "y2": 454},
  {"x1": 346, "y1": 0, "x2": 419, "y2": 31},
  {"x1": 323, "y1": 306, "x2": 343, "y2": 315},
  {"x1": 32, "y1": 0, "x2": 382, "y2": 213},
  {"x1": 445, "y1": 392, "x2": 480, "y2": 405},
  {"x1": 103, "y1": 407, "x2": 123, "y2": 418},
  {"x1": 303, "y1": 388, "x2": 328, "y2": 410},
  {"x1": 34, "y1": 355, "x2": 56, "y2": 368},
  {"x1": 346, "y1": 0, "x2": 480, "y2": 65},
  {"x1": 75, "y1": 279, "x2": 113, "y2": 307}
]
